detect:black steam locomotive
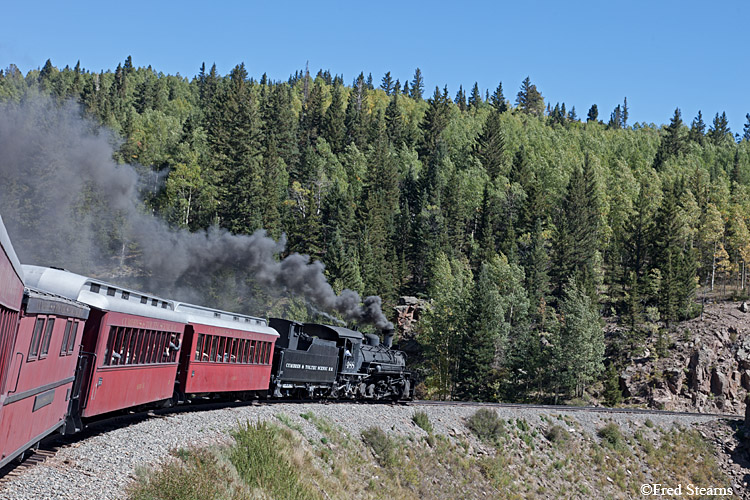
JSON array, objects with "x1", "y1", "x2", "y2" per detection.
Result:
[{"x1": 269, "y1": 319, "x2": 412, "y2": 401}]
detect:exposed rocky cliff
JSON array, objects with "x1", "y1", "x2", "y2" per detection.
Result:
[{"x1": 620, "y1": 301, "x2": 750, "y2": 415}]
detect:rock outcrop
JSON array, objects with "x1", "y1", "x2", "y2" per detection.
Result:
[{"x1": 619, "y1": 301, "x2": 750, "y2": 414}]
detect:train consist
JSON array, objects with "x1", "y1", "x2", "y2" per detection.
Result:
[{"x1": 0, "y1": 216, "x2": 411, "y2": 469}]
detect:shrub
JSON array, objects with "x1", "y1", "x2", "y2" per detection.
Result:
[
  {"x1": 412, "y1": 411, "x2": 433, "y2": 434},
  {"x1": 597, "y1": 423, "x2": 626, "y2": 451},
  {"x1": 545, "y1": 425, "x2": 570, "y2": 444},
  {"x1": 230, "y1": 420, "x2": 315, "y2": 500},
  {"x1": 361, "y1": 426, "x2": 397, "y2": 467},
  {"x1": 128, "y1": 448, "x2": 235, "y2": 500},
  {"x1": 466, "y1": 409, "x2": 504, "y2": 444}
]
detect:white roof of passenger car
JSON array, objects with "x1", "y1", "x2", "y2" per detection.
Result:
[
  {"x1": 22, "y1": 265, "x2": 187, "y2": 323},
  {"x1": 173, "y1": 302, "x2": 279, "y2": 336},
  {"x1": 0, "y1": 216, "x2": 24, "y2": 284}
]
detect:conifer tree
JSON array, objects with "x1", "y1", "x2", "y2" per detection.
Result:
[
  {"x1": 743, "y1": 113, "x2": 750, "y2": 142},
  {"x1": 323, "y1": 82, "x2": 347, "y2": 153},
  {"x1": 587, "y1": 104, "x2": 599, "y2": 122},
  {"x1": 345, "y1": 74, "x2": 368, "y2": 148},
  {"x1": 299, "y1": 79, "x2": 326, "y2": 149},
  {"x1": 410, "y1": 68, "x2": 424, "y2": 100},
  {"x1": 516, "y1": 76, "x2": 544, "y2": 116},
  {"x1": 380, "y1": 71, "x2": 393, "y2": 95},
  {"x1": 551, "y1": 157, "x2": 600, "y2": 301},
  {"x1": 474, "y1": 110, "x2": 505, "y2": 181},
  {"x1": 456, "y1": 254, "x2": 528, "y2": 401},
  {"x1": 608, "y1": 104, "x2": 623, "y2": 129},
  {"x1": 454, "y1": 85, "x2": 466, "y2": 111},
  {"x1": 468, "y1": 82, "x2": 483, "y2": 110},
  {"x1": 524, "y1": 218, "x2": 551, "y2": 323},
  {"x1": 708, "y1": 111, "x2": 730, "y2": 145},
  {"x1": 418, "y1": 86, "x2": 452, "y2": 162},
  {"x1": 490, "y1": 82, "x2": 507, "y2": 113},
  {"x1": 385, "y1": 92, "x2": 403, "y2": 145},
  {"x1": 689, "y1": 110, "x2": 706, "y2": 144},
  {"x1": 653, "y1": 108, "x2": 684, "y2": 170}
]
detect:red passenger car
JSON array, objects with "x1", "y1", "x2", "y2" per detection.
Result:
[
  {"x1": 0, "y1": 216, "x2": 26, "y2": 467},
  {"x1": 175, "y1": 303, "x2": 278, "y2": 399},
  {"x1": 0, "y1": 289, "x2": 89, "y2": 468},
  {"x1": 22, "y1": 266, "x2": 188, "y2": 428}
]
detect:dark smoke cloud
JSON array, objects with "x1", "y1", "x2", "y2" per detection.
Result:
[{"x1": 0, "y1": 95, "x2": 393, "y2": 330}]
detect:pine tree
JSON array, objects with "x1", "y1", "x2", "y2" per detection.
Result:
[
  {"x1": 456, "y1": 254, "x2": 528, "y2": 401},
  {"x1": 622, "y1": 97, "x2": 629, "y2": 128},
  {"x1": 551, "y1": 157, "x2": 600, "y2": 301},
  {"x1": 299, "y1": 79, "x2": 326, "y2": 149},
  {"x1": 380, "y1": 71, "x2": 393, "y2": 95},
  {"x1": 474, "y1": 182, "x2": 498, "y2": 265},
  {"x1": 385, "y1": 92, "x2": 404, "y2": 145},
  {"x1": 708, "y1": 111, "x2": 730, "y2": 145},
  {"x1": 651, "y1": 181, "x2": 697, "y2": 324},
  {"x1": 323, "y1": 82, "x2": 347, "y2": 153},
  {"x1": 516, "y1": 76, "x2": 544, "y2": 116},
  {"x1": 410, "y1": 68, "x2": 424, "y2": 100},
  {"x1": 475, "y1": 110, "x2": 505, "y2": 181},
  {"x1": 490, "y1": 82, "x2": 507, "y2": 112},
  {"x1": 454, "y1": 85, "x2": 466, "y2": 111},
  {"x1": 524, "y1": 218, "x2": 551, "y2": 323},
  {"x1": 345, "y1": 74, "x2": 368, "y2": 148},
  {"x1": 743, "y1": 113, "x2": 750, "y2": 142},
  {"x1": 468, "y1": 82, "x2": 483, "y2": 110},
  {"x1": 209, "y1": 63, "x2": 266, "y2": 234},
  {"x1": 689, "y1": 110, "x2": 706, "y2": 144},
  {"x1": 587, "y1": 104, "x2": 599, "y2": 122},
  {"x1": 653, "y1": 108, "x2": 684, "y2": 170},
  {"x1": 419, "y1": 86, "x2": 452, "y2": 162},
  {"x1": 608, "y1": 104, "x2": 623, "y2": 129}
]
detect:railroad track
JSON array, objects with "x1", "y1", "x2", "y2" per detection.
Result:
[
  {"x1": 0, "y1": 447, "x2": 59, "y2": 486},
  {"x1": 407, "y1": 399, "x2": 740, "y2": 419}
]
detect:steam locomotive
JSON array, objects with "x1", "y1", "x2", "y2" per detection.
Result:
[{"x1": 0, "y1": 216, "x2": 411, "y2": 470}]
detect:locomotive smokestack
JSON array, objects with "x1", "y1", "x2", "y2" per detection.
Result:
[{"x1": 381, "y1": 328, "x2": 394, "y2": 349}]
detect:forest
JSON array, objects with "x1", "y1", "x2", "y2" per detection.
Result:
[{"x1": 1, "y1": 57, "x2": 750, "y2": 403}]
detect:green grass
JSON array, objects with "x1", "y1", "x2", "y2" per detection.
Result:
[
  {"x1": 466, "y1": 408, "x2": 505, "y2": 445},
  {"x1": 128, "y1": 448, "x2": 242, "y2": 500},
  {"x1": 229, "y1": 420, "x2": 319, "y2": 500},
  {"x1": 361, "y1": 426, "x2": 398, "y2": 467},
  {"x1": 412, "y1": 410, "x2": 433, "y2": 434},
  {"x1": 597, "y1": 422, "x2": 626, "y2": 451}
]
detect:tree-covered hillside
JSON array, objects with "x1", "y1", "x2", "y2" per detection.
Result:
[{"x1": 2, "y1": 58, "x2": 750, "y2": 402}]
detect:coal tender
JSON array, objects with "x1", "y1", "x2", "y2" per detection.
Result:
[{"x1": 269, "y1": 318, "x2": 412, "y2": 401}]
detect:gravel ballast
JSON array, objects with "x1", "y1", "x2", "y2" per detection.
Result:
[{"x1": 0, "y1": 402, "x2": 728, "y2": 500}]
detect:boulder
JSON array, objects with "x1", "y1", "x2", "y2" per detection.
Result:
[
  {"x1": 664, "y1": 369, "x2": 685, "y2": 395},
  {"x1": 711, "y1": 370, "x2": 727, "y2": 396},
  {"x1": 742, "y1": 371, "x2": 750, "y2": 391},
  {"x1": 689, "y1": 348, "x2": 716, "y2": 393}
]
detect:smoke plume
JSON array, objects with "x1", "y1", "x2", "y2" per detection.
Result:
[{"x1": 0, "y1": 95, "x2": 393, "y2": 330}]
